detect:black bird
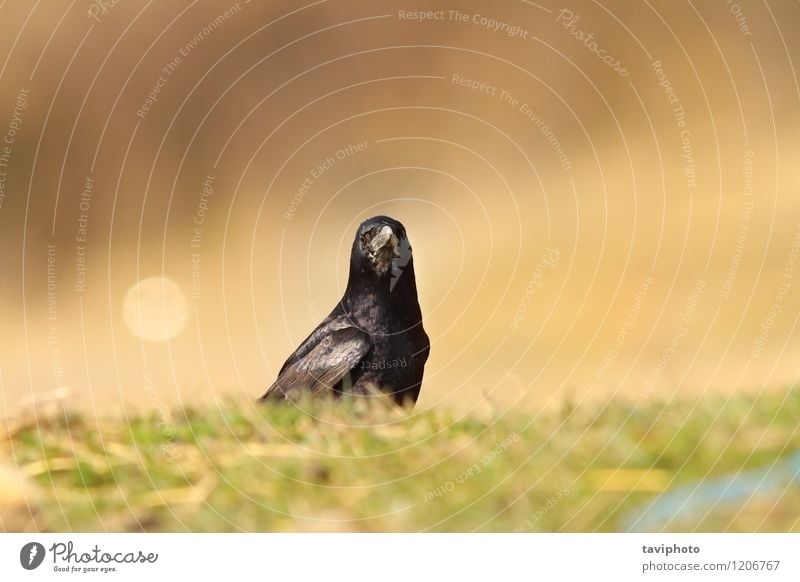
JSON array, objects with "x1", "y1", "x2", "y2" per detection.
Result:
[{"x1": 260, "y1": 216, "x2": 430, "y2": 405}]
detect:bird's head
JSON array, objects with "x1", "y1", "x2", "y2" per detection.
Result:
[{"x1": 351, "y1": 216, "x2": 412, "y2": 288}]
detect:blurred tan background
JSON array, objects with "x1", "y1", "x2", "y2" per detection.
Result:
[{"x1": 0, "y1": 0, "x2": 798, "y2": 417}]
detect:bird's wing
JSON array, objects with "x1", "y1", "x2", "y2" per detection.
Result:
[
  {"x1": 260, "y1": 325, "x2": 370, "y2": 400},
  {"x1": 275, "y1": 312, "x2": 349, "y2": 374}
]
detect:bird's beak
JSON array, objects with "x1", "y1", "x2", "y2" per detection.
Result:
[{"x1": 368, "y1": 225, "x2": 397, "y2": 256}]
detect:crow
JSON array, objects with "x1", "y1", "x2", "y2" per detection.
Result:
[{"x1": 260, "y1": 216, "x2": 430, "y2": 406}]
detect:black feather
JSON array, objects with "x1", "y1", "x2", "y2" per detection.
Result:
[{"x1": 260, "y1": 216, "x2": 430, "y2": 405}]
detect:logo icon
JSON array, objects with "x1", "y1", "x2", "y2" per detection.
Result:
[{"x1": 19, "y1": 542, "x2": 46, "y2": 570}]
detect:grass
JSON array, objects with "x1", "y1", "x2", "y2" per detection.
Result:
[{"x1": 2, "y1": 387, "x2": 800, "y2": 532}]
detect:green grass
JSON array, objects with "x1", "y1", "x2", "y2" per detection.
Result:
[{"x1": 3, "y1": 387, "x2": 800, "y2": 532}]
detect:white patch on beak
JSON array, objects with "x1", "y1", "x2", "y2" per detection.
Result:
[
  {"x1": 368, "y1": 225, "x2": 395, "y2": 254},
  {"x1": 367, "y1": 225, "x2": 400, "y2": 275}
]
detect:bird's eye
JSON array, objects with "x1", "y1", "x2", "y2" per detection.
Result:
[{"x1": 360, "y1": 230, "x2": 374, "y2": 246}]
